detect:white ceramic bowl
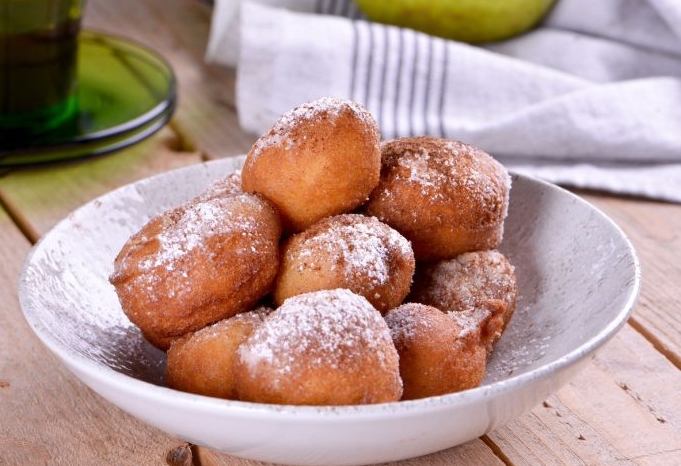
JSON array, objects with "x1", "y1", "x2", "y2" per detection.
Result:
[{"x1": 19, "y1": 157, "x2": 640, "y2": 466}]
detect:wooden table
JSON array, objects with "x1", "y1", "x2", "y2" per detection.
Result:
[{"x1": 2, "y1": 0, "x2": 681, "y2": 464}]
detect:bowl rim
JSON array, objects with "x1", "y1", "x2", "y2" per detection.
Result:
[{"x1": 18, "y1": 159, "x2": 642, "y2": 420}]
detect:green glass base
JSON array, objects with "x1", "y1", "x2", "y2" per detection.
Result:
[
  {"x1": 0, "y1": 30, "x2": 176, "y2": 168},
  {"x1": 0, "y1": 95, "x2": 78, "y2": 135}
]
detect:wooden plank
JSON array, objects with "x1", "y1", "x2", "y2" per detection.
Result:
[
  {"x1": 0, "y1": 128, "x2": 203, "y2": 239},
  {"x1": 485, "y1": 193, "x2": 681, "y2": 465},
  {"x1": 488, "y1": 324, "x2": 681, "y2": 465},
  {"x1": 584, "y1": 194, "x2": 681, "y2": 369},
  {"x1": 82, "y1": 0, "x2": 255, "y2": 159},
  {"x1": 198, "y1": 438, "x2": 507, "y2": 466},
  {"x1": 0, "y1": 128, "x2": 205, "y2": 463},
  {"x1": 2, "y1": 1, "x2": 678, "y2": 465},
  {"x1": 0, "y1": 207, "x2": 180, "y2": 466}
]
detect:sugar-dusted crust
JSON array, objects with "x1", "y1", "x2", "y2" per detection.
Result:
[
  {"x1": 365, "y1": 136, "x2": 511, "y2": 261},
  {"x1": 274, "y1": 213, "x2": 415, "y2": 313},
  {"x1": 110, "y1": 193, "x2": 282, "y2": 350},
  {"x1": 166, "y1": 307, "x2": 271, "y2": 399},
  {"x1": 385, "y1": 303, "x2": 488, "y2": 400},
  {"x1": 242, "y1": 97, "x2": 381, "y2": 233},
  {"x1": 236, "y1": 289, "x2": 403, "y2": 405},
  {"x1": 409, "y1": 249, "x2": 517, "y2": 353}
]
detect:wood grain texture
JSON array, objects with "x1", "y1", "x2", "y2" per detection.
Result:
[
  {"x1": 198, "y1": 437, "x2": 507, "y2": 466},
  {"x1": 0, "y1": 0, "x2": 679, "y2": 465},
  {"x1": 0, "y1": 129, "x2": 202, "y2": 240},
  {"x1": 488, "y1": 325, "x2": 681, "y2": 465},
  {"x1": 584, "y1": 194, "x2": 681, "y2": 370},
  {"x1": 0, "y1": 207, "x2": 178, "y2": 466},
  {"x1": 82, "y1": 0, "x2": 255, "y2": 159}
]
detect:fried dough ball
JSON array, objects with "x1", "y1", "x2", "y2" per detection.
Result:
[
  {"x1": 409, "y1": 250, "x2": 517, "y2": 352},
  {"x1": 166, "y1": 307, "x2": 270, "y2": 399},
  {"x1": 235, "y1": 289, "x2": 403, "y2": 405},
  {"x1": 193, "y1": 171, "x2": 244, "y2": 202},
  {"x1": 110, "y1": 193, "x2": 282, "y2": 350},
  {"x1": 241, "y1": 97, "x2": 381, "y2": 233},
  {"x1": 274, "y1": 214, "x2": 415, "y2": 313},
  {"x1": 385, "y1": 303, "x2": 488, "y2": 400},
  {"x1": 448, "y1": 303, "x2": 507, "y2": 356},
  {"x1": 365, "y1": 136, "x2": 511, "y2": 261}
]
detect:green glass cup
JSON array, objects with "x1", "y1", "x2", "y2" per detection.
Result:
[{"x1": 0, "y1": 0, "x2": 85, "y2": 135}]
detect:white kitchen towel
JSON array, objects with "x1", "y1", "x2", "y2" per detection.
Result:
[{"x1": 207, "y1": 0, "x2": 681, "y2": 203}]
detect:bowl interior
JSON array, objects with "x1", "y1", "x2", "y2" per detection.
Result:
[{"x1": 20, "y1": 157, "x2": 639, "y2": 408}]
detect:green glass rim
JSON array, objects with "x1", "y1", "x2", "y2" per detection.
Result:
[{"x1": 0, "y1": 29, "x2": 177, "y2": 168}]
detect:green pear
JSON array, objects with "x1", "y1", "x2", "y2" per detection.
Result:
[{"x1": 353, "y1": 0, "x2": 557, "y2": 43}]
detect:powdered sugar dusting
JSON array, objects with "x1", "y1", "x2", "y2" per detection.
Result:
[
  {"x1": 373, "y1": 137, "x2": 511, "y2": 226},
  {"x1": 414, "y1": 250, "x2": 516, "y2": 313},
  {"x1": 239, "y1": 289, "x2": 394, "y2": 376},
  {"x1": 448, "y1": 308, "x2": 490, "y2": 340},
  {"x1": 115, "y1": 194, "x2": 274, "y2": 302},
  {"x1": 141, "y1": 201, "x2": 222, "y2": 271},
  {"x1": 193, "y1": 171, "x2": 243, "y2": 202},
  {"x1": 295, "y1": 215, "x2": 411, "y2": 287},
  {"x1": 396, "y1": 146, "x2": 458, "y2": 201},
  {"x1": 385, "y1": 303, "x2": 479, "y2": 345},
  {"x1": 249, "y1": 96, "x2": 375, "y2": 160},
  {"x1": 138, "y1": 197, "x2": 259, "y2": 274},
  {"x1": 384, "y1": 305, "x2": 430, "y2": 342}
]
